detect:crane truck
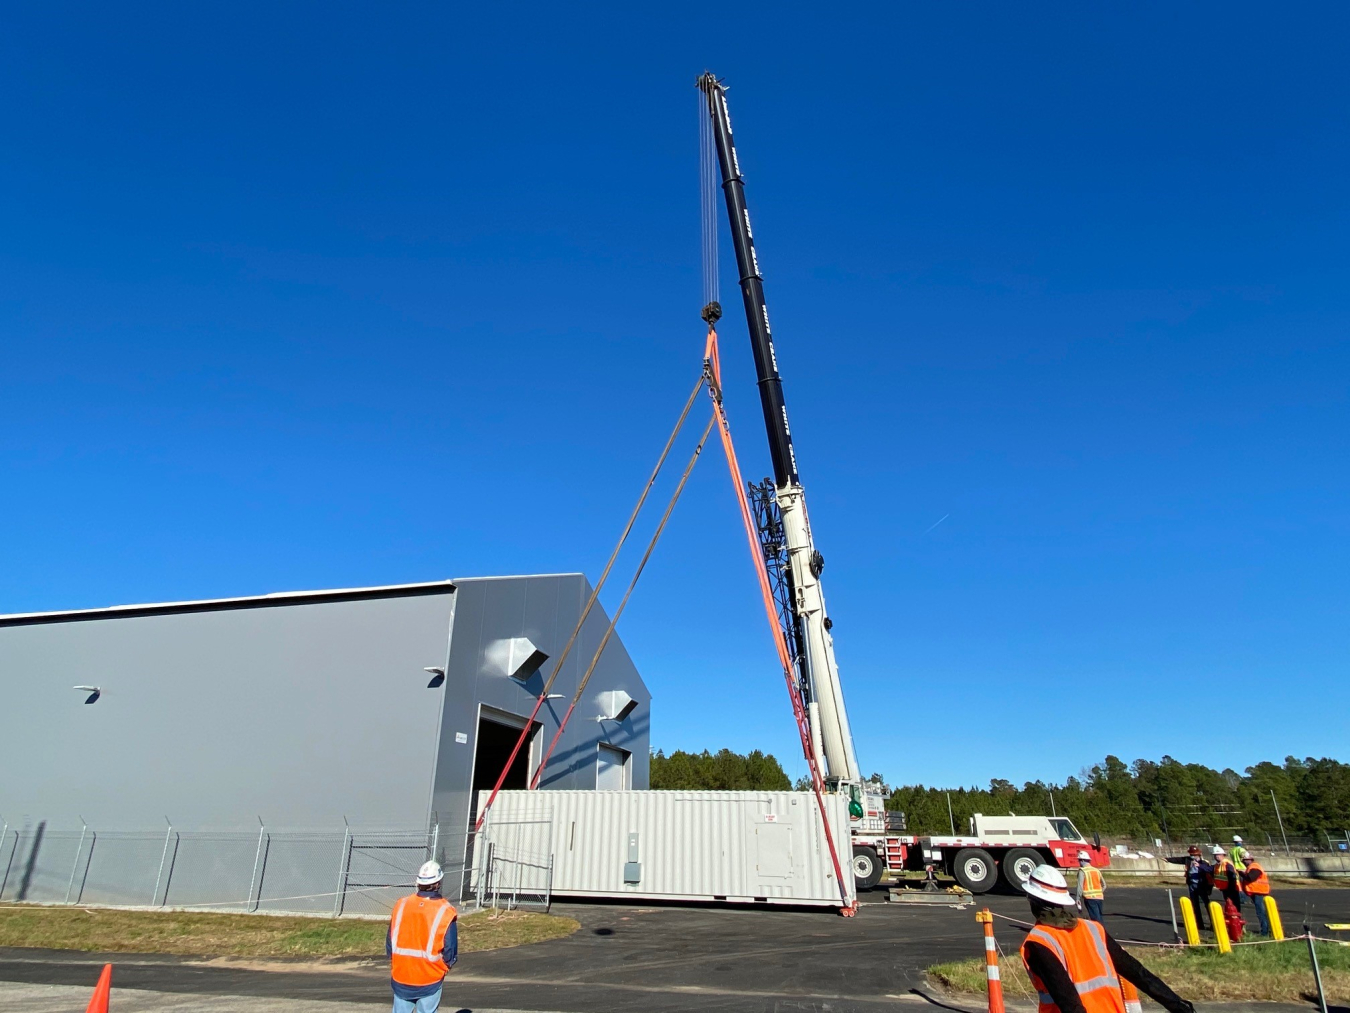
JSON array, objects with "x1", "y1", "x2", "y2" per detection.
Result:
[{"x1": 696, "y1": 73, "x2": 1110, "y2": 893}]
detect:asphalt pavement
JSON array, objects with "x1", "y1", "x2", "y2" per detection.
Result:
[{"x1": 1, "y1": 887, "x2": 1346, "y2": 1013}]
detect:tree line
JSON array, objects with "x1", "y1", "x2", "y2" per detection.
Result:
[{"x1": 651, "y1": 749, "x2": 1350, "y2": 845}]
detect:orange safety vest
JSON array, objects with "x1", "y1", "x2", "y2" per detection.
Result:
[
  {"x1": 388, "y1": 893, "x2": 457, "y2": 987},
  {"x1": 1080, "y1": 867, "x2": 1105, "y2": 900},
  {"x1": 1211, "y1": 861, "x2": 1234, "y2": 891},
  {"x1": 1021, "y1": 918, "x2": 1125, "y2": 1013},
  {"x1": 1244, "y1": 862, "x2": 1270, "y2": 896}
]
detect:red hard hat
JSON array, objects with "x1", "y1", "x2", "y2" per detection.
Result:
[{"x1": 1188, "y1": 845, "x2": 1200, "y2": 855}]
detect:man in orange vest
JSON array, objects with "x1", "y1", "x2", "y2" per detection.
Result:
[
  {"x1": 1210, "y1": 846, "x2": 1242, "y2": 909},
  {"x1": 1021, "y1": 864, "x2": 1193, "y2": 1013},
  {"x1": 387, "y1": 861, "x2": 458, "y2": 1013},
  {"x1": 1241, "y1": 856, "x2": 1272, "y2": 936},
  {"x1": 1075, "y1": 851, "x2": 1105, "y2": 923}
]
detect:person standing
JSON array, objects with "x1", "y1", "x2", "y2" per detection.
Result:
[
  {"x1": 1242, "y1": 856, "x2": 1272, "y2": 936},
  {"x1": 1020, "y1": 864, "x2": 1195, "y2": 1013},
  {"x1": 387, "y1": 861, "x2": 458, "y2": 1013},
  {"x1": 1230, "y1": 836, "x2": 1250, "y2": 872},
  {"x1": 1075, "y1": 851, "x2": 1105, "y2": 923},
  {"x1": 1210, "y1": 846, "x2": 1242, "y2": 911},
  {"x1": 1183, "y1": 846, "x2": 1212, "y2": 930}
]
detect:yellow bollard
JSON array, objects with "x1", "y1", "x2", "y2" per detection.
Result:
[
  {"x1": 1210, "y1": 901, "x2": 1232, "y2": 954},
  {"x1": 1178, "y1": 896, "x2": 1200, "y2": 946},
  {"x1": 1266, "y1": 896, "x2": 1284, "y2": 941}
]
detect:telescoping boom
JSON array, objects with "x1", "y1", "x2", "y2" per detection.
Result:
[{"x1": 696, "y1": 73, "x2": 861, "y2": 790}]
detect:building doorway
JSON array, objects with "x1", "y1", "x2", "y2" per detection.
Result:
[
  {"x1": 468, "y1": 709, "x2": 540, "y2": 828},
  {"x1": 597, "y1": 743, "x2": 631, "y2": 790}
]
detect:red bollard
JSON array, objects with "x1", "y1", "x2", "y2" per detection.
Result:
[{"x1": 976, "y1": 909, "x2": 1006, "y2": 1013}]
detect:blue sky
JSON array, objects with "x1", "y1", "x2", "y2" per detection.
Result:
[{"x1": 2, "y1": 3, "x2": 1346, "y2": 788}]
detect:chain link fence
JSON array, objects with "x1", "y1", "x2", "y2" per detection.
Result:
[{"x1": 0, "y1": 816, "x2": 554, "y2": 917}]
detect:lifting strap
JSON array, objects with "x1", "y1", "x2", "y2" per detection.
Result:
[
  {"x1": 474, "y1": 371, "x2": 710, "y2": 832},
  {"x1": 704, "y1": 326, "x2": 857, "y2": 916},
  {"x1": 532, "y1": 407, "x2": 716, "y2": 788}
]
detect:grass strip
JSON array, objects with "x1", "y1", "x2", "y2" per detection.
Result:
[
  {"x1": 0, "y1": 904, "x2": 577, "y2": 958},
  {"x1": 929, "y1": 940, "x2": 1350, "y2": 1004}
]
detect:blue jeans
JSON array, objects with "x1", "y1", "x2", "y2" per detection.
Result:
[
  {"x1": 393, "y1": 988, "x2": 441, "y2": 1013},
  {"x1": 1248, "y1": 894, "x2": 1271, "y2": 935},
  {"x1": 1083, "y1": 898, "x2": 1103, "y2": 922}
]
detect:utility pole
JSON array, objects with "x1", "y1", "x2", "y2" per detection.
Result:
[{"x1": 1271, "y1": 790, "x2": 1291, "y2": 855}]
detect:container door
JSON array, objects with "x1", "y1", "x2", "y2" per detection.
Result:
[{"x1": 754, "y1": 823, "x2": 793, "y2": 878}]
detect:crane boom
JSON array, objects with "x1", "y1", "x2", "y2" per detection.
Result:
[{"x1": 697, "y1": 73, "x2": 861, "y2": 787}]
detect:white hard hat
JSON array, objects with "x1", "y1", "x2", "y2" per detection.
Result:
[
  {"x1": 1212, "y1": 846, "x2": 1225, "y2": 856},
  {"x1": 1232, "y1": 835, "x2": 1243, "y2": 844},
  {"x1": 416, "y1": 860, "x2": 444, "y2": 886},
  {"x1": 1078, "y1": 851, "x2": 1093, "y2": 863},
  {"x1": 1025, "y1": 864, "x2": 1076, "y2": 907}
]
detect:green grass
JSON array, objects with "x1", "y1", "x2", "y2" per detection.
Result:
[
  {"x1": 930, "y1": 940, "x2": 1350, "y2": 1004},
  {"x1": 0, "y1": 903, "x2": 578, "y2": 958}
]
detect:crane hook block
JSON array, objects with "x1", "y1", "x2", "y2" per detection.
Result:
[{"x1": 701, "y1": 301, "x2": 723, "y2": 326}]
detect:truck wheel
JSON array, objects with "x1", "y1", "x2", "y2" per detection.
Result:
[
  {"x1": 952, "y1": 848, "x2": 997, "y2": 893},
  {"x1": 851, "y1": 845, "x2": 884, "y2": 890},
  {"x1": 1002, "y1": 848, "x2": 1043, "y2": 892}
]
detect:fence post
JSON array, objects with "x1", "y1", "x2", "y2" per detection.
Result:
[
  {"x1": 1307, "y1": 932, "x2": 1329, "y2": 1013},
  {"x1": 1166, "y1": 888, "x2": 1180, "y2": 943},
  {"x1": 152, "y1": 820, "x2": 173, "y2": 906},
  {"x1": 1271, "y1": 791, "x2": 1291, "y2": 855},
  {"x1": 333, "y1": 827, "x2": 351, "y2": 918},
  {"x1": 0, "y1": 829, "x2": 17, "y2": 900},
  {"x1": 65, "y1": 821, "x2": 89, "y2": 904},
  {"x1": 248, "y1": 821, "x2": 266, "y2": 912}
]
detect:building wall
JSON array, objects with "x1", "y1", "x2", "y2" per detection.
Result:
[
  {"x1": 431, "y1": 574, "x2": 650, "y2": 843},
  {"x1": 0, "y1": 586, "x2": 458, "y2": 832}
]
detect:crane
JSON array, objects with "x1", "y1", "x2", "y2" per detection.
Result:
[
  {"x1": 695, "y1": 74, "x2": 1112, "y2": 895},
  {"x1": 696, "y1": 74, "x2": 888, "y2": 879}
]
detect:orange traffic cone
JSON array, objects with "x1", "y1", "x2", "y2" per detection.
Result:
[{"x1": 85, "y1": 963, "x2": 111, "y2": 1013}]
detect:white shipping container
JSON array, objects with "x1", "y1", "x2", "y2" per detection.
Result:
[{"x1": 476, "y1": 789, "x2": 856, "y2": 908}]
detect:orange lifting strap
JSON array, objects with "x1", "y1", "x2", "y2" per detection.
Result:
[{"x1": 705, "y1": 326, "x2": 856, "y2": 916}]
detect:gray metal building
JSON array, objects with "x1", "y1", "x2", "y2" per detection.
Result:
[{"x1": 0, "y1": 574, "x2": 650, "y2": 840}]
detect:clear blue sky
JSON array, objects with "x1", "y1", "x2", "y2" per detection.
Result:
[{"x1": 2, "y1": 4, "x2": 1346, "y2": 789}]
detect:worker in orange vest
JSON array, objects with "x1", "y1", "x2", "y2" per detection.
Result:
[
  {"x1": 1242, "y1": 857, "x2": 1272, "y2": 936},
  {"x1": 387, "y1": 861, "x2": 458, "y2": 1013},
  {"x1": 1210, "y1": 846, "x2": 1242, "y2": 909},
  {"x1": 1075, "y1": 851, "x2": 1105, "y2": 922},
  {"x1": 1021, "y1": 865, "x2": 1194, "y2": 1013}
]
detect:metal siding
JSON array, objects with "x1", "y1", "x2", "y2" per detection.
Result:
[
  {"x1": 0, "y1": 591, "x2": 455, "y2": 830},
  {"x1": 480, "y1": 790, "x2": 854, "y2": 907},
  {"x1": 431, "y1": 576, "x2": 651, "y2": 847}
]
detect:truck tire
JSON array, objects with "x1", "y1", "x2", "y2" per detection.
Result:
[
  {"x1": 1002, "y1": 848, "x2": 1043, "y2": 891},
  {"x1": 952, "y1": 848, "x2": 997, "y2": 893},
  {"x1": 851, "y1": 845, "x2": 884, "y2": 890}
]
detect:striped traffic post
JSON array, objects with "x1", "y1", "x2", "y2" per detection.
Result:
[{"x1": 975, "y1": 908, "x2": 1006, "y2": 1013}]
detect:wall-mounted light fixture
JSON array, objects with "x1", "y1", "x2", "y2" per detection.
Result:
[
  {"x1": 423, "y1": 667, "x2": 446, "y2": 689},
  {"x1": 72, "y1": 685, "x2": 101, "y2": 705}
]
